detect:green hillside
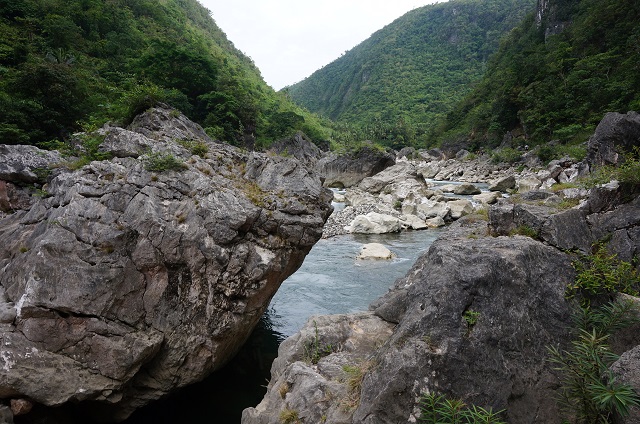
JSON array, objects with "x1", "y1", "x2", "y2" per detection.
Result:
[
  {"x1": 286, "y1": 0, "x2": 536, "y2": 149},
  {"x1": 433, "y1": 0, "x2": 640, "y2": 150},
  {"x1": 0, "y1": 0, "x2": 328, "y2": 148}
]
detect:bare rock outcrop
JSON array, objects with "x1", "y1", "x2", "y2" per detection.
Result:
[
  {"x1": 587, "y1": 111, "x2": 640, "y2": 167},
  {"x1": 243, "y1": 218, "x2": 576, "y2": 423},
  {"x1": 315, "y1": 146, "x2": 395, "y2": 188},
  {"x1": 0, "y1": 107, "x2": 333, "y2": 421}
]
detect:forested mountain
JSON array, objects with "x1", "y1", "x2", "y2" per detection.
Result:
[
  {"x1": 285, "y1": 0, "x2": 536, "y2": 149},
  {"x1": 0, "y1": 0, "x2": 328, "y2": 147},
  {"x1": 433, "y1": 0, "x2": 640, "y2": 150}
]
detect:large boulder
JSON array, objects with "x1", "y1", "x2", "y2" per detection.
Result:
[
  {"x1": 267, "y1": 132, "x2": 324, "y2": 168},
  {"x1": 587, "y1": 111, "x2": 640, "y2": 167},
  {"x1": 346, "y1": 212, "x2": 402, "y2": 234},
  {"x1": 355, "y1": 226, "x2": 574, "y2": 424},
  {"x1": 356, "y1": 162, "x2": 418, "y2": 194},
  {"x1": 246, "y1": 220, "x2": 576, "y2": 423},
  {"x1": 316, "y1": 146, "x2": 395, "y2": 188},
  {"x1": 0, "y1": 145, "x2": 61, "y2": 184},
  {"x1": 0, "y1": 107, "x2": 333, "y2": 421},
  {"x1": 242, "y1": 313, "x2": 394, "y2": 424}
]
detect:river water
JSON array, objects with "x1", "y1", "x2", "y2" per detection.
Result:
[
  {"x1": 123, "y1": 230, "x2": 443, "y2": 423},
  {"x1": 121, "y1": 182, "x2": 488, "y2": 423}
]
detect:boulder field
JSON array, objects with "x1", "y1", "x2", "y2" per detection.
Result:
[
  {"x1": 243, "y1": 112, "x2": 640, "y2": 424},
  {"x1": 0, "y1": 107, "x2": 333, "y2": 421}
]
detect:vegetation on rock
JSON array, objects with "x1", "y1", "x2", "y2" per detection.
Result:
[
  {"x1": 548, "y1": 300, "x2": 640, "y2": 423},
  {"x1": 433, "y1": 0, "x2": 640, "y2": 151}
]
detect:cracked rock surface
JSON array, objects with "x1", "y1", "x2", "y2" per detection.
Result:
[{"x1": 0, "y1": 107, "x2": 332, "y2": 421}]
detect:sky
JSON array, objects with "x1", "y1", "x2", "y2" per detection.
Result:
[{"x1": 199, "y1": 0, "x2": 442, "y2": 90}]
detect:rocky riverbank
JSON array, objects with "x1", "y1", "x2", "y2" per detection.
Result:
[
  {"x1": 0, "y1": 107, "x2": 333, "y2": 422},
  {"x1": 243, "y1": 112, "x2": 640, "y2": 424}
]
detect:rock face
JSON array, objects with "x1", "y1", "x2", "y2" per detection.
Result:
[
  {"x1": 267, "y1": 132, "x2": 324, "y2": 168},
  {"x1": 0, "y1": 107, "x2": 333, "y2": 421},
  {"x1": 587, "y1": 111, "x2": 640, "y2": 167},
  {"x1": 315, "y1": 146, "x2": 395, "y2": 188},
  {"x1": 242, "y1": 312, "x2": 395, "y2": 424},
  {"x1": 244, "y1": 219, "x2": 576, "y2": 423}
]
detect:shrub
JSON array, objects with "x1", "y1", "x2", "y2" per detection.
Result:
[
  {"x1": 178, "y1": 139, "x2": 209, "y2": 158},
  {"x1": 547, "y1": 300, "x2": 640, "y2": 423},
  {"x1": 568, "y1": 243, "x2": 640, "y2": 302},
  {"x1": 490, "y1": 147, "x2": 521, "y2": 164},
  {"x1": 143, "y1": 152, "x2": 186, "y2": 172},
  {"x1": 418, "y1": 392, "x2": 506, "y2": 423}
]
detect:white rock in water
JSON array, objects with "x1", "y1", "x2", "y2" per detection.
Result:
[
  {"x1": 346, "y1": 212, "x2": 402, "y2": 234},
  {"x1": 357, "y1": 243, "x2": 396, "y2": 260}
]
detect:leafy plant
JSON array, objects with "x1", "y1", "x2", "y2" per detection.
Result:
[
  {"x1": 490, "y1": 147, "x2": 522, "y2": 164},
  {"x1": 568, "y1": 243, "x2": 640, "y2": 302},
  {"x1": 143, "y1": 152, "x2": 186, "y2": 172},
  {"x1": 508, "y1": 225, "x2": 539, "y2": 239},
  {"x1": 418, "y1": 392, "x2": 506, "y2": 423},
  {"x1": 463, "y1": 310, "x2": 481, "y2": 327},
  {"x1": 341, "y1": 361, "x2": 374, "y2": 411},
  {"x1": 303, "y1": 321, "x2": 336, "y2": 365},
  {"x1": 547, "y1": 300, "x2": 640, "y2": 423},
  {"x1": 178, "y1": 139, "x2": 209, "y2": 158}
]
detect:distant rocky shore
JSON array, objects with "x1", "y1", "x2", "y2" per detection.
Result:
[{"x1": 244, "y1": 111, "x2": 640, "y2": 424}]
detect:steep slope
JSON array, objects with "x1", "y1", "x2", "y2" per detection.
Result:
[
  {"x1": 433, "y1": 0, "x2": 640, "y2": 149},
  {"x1": 286, "y1": 0, "x2": 536, "y2": 146},
  {"x1": 0, "y1": 0, "x2": 327, "y2": 147}
]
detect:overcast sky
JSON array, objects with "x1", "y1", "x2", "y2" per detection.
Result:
[{"x1": 200, "y1": 0, "x2": 443, "y2": 90}]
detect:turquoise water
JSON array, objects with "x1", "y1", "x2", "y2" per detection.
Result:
[{"x1": 268, "y1": 229, "x2": 444, "y2": 337}]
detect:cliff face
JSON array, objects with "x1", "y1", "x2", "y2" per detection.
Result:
[{"x1": 0, "y1": 107, "x2": 333, "y2": 421}]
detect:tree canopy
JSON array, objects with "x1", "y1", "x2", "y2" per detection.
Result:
[{"x1": 0, "y1": 0, "x2": 329, "y2": 148}]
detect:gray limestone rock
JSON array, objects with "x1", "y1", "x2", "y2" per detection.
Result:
[
  {"x1": 0, "y1": 145, "x2": 61, "y2": 184},
  {"x1": 488, "y1": 175, "x2": 516, "y2": 192},
  {"x1": 316, "y1": 147, "x2": 395, "y2": 188},
  {"x1": 587, "y1": 111, "x2": 640, "y2": 167},
  {"x1": 0, "y1": 107, "x2": 332, "y2": 420}
]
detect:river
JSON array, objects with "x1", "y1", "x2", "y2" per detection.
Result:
[{"x1": 123, "y1": 182, "x2": 489, "y2": 423}]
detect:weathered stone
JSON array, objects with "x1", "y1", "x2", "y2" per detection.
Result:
[
  {"x1": 0, "y1": 145, "x2": 61, "y2": 184},
  {"x1": 540, "y1": 208, "x2": 593, "y2": 252},
  {"x1": 488, "y1": 175, "x2": 516, "y2": 192},
  {"x1": 357, "y1": 162, "x2": 417, "y2": 194},
  {"x1": 417, "y1": 162, "x2": 440, "y2": 179},
  {"x1": 0, "y1": 107, "x2": 332, "y2": 420},
  {"x1": 453, "y1": 183, "x2": 481, "y2": 195},
  {"x1": 516, "y1": 176, "x2": 542, "y2": 192},
  {"x1": 425, "y1": 216, "x2": 446, "y2": 228},
  {"x1": 611, "y1": 345, "x2": 640, "y2": 424},
  {"x1": 10, "y1": 399, "x2": 33, "y2": 416},
  {"x1": 399, "y1": 214, "x2": 428, "y2": 230},
  {"x1": 267, "y1": 132, "x2": 324, "y2": 168},
  {"x1": 346, "y1": 212, "x2": 402, "y2": 234},
  {"x1": 416, "y1": 200, "x2": 450, "y2": 220},
  {"x1": 242, "y1": 313, "x2": 394, "y2": 424},
  {"x1": 357, "y1": 243, "x2": 396, "y2": 260},
  {"x1": 520, "y1": 190, "x2": 556, "y2": 201},
  {"x1": 0, "y1": 405, "x2": 13, "y2": 424},
  {"x1": 356, "y1": 233, "x2": 574, "y2": 424},
  {"x1": 343, "y1": 188, "x2": 377, "y2": 207},
  {"x1": 448, "y1": 199, "x2": 474, "y2": 219},
  {"x1": 587, "y1": 111, "x2": 640, "y2": 167},
  {"x1": 472, "y1": 191, "x2": 502, "y2": 205},
  {"x1": 316, "y1": 146, "x2": 395, "y2": 188}
]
